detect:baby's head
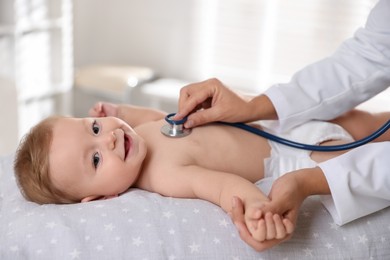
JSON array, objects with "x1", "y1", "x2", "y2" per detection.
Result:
[{"x1": 14, "y1": 116, "x2": 147, "y2": 204}]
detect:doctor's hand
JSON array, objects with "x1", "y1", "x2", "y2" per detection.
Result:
[
  {"x1": 264, "y1": 167, "x2": 330, "y2": 231},
  {"x1": 174, "y1": 78, "x2": 277, "y2": 128},
  {"x1": 237, "y1": 167, "x2": 328, "y2": 251},
  {"x1": 89, "y1": 102, "x2": 119, "y2": 118}
]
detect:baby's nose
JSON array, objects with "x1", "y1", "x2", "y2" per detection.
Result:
[{"x1": 103, "y1": 131, "x2": 117, "y2": 150}]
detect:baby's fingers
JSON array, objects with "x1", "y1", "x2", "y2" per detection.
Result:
[
  {"x1": 283, "y1": 218, "x2": 295, "y2": 235},
  {"x1": 250, "y1": 218, "x2": 266, "y2": 242},
  {"x1": 265, "y1": 212, "x2": 277, "y2": 240},
  {"x1": 273, "y1": 214, "x2": 287, "y2": 239},
  {"x1": 89, "y1": 102, "x2": 105, "y2": 117}
]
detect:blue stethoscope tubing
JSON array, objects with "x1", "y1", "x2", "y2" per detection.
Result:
[
  {"x1": 164, "y1": 113, "x2": 390, "y2": 152},
  {"x1": 220, "y1": 120, "x2": 390, "y2": 152}
]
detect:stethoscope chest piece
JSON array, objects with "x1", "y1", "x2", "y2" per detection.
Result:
[{"x1": 161, "y1": 113, "x2": 192, "y2": 138}]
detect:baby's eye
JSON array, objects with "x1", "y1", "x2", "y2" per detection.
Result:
[
  {"x1": 92, "y1": 120, "x2": 100, "y2": 135},
  {"x1": 93, "y1": 152, "x2": 100, "y2": 168}
]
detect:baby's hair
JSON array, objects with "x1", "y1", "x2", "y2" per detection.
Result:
[{"x1": 14, "y1": 116, "x2": 78, "y2": 204}]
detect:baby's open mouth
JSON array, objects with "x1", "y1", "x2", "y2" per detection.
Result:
[{"x1": 124, "y1": 135, "x2": 131, "y2": 159}]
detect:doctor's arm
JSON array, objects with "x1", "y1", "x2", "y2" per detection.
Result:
[
  {"x1": 265, "y1": 0, "x2": 390, "y2": 131},
  {"x1": 319, "y1": 142, "x2": 390, "y2": 225},
  {"x1": 232, "y1": 142, "x2": 390, "y2": 246}
]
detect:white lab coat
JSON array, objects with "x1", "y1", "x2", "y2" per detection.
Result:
[{"x1": 265, "y1": 0, "x2": 390, "y2": 225}]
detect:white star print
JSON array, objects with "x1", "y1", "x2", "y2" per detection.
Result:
[
  {"x1": 219, "y1": 218, "x2": 229, "y2": 227},
  {"x1": 45, "y1": 222, "x2": 57, "y2": 229},
  {"x1": 303, "y1": 248, "x2": 313, "y2": 256},
  {"x1": 96, "y1": 245, "x2": 104, "y2": 251},
  {"x1": 104, "y1": 223, "x2": 115, "y2": 231},
  {"x1": 193, "y1": 208, "x2": 200, "y2": 214},
  {"x1": 358, "y1": 234, "x2": 368, "y2": 244},
  {"x1": 325, "y1": 243, "x2": 333, "y2": 249},
  {"x1": 213, "y1": 238, "x2": 221, "y2": 244},
  {"x1": 330, "y1": 222, "x2": 339, "y2": 230},
  {"x1": 69, "y1": 249, "x2": 81, "y2": 259},
  {"x1": 163, "y1": 211, "x2": 174, "y2": 219},
  {"x1": 169, "y1": 229, "x2": 175, "y2": 235},
  {"x1": 132, "y1": 237, "x2": 144, "y2": 247},
  {"x1": 188, "y1": 242, "x2": 200, "y2": 253},
  {"x1": 312, "y1": 232, "x2": 319, "y2": 239}
]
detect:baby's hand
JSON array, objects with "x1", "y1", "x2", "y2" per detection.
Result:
[
  {"x1": 244, "y1": 200, "x2": 294, "y2": 242},
  {"x1": 89, "y1": 102, "x2": 119, "y2": 118},
  {"x1": 246, "y1": 211, "x2": 294, "y2": 241}
]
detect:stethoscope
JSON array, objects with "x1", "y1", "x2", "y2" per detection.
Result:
[
  {"x1": 161, "y1": 113, "x2": 390, "y2": 152},
  {"x1": 161, "y1": 113, "x2": 192, "y2": 138}
]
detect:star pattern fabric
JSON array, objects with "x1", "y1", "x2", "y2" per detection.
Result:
[{"x1": 1, "y1": 154, "x2": 390, "y2": 259}]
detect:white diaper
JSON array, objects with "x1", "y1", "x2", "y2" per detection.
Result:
[{"x1": 262, "y1": 121, "x2": 354, "y2": 180}]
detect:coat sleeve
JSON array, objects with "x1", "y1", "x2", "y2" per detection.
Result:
[
  {"x1": 318, "y1": 142, "x2": 390, "y2": 225},
  {"x1": 265, "y1": 0, "x2": 390, "y2": 131}
]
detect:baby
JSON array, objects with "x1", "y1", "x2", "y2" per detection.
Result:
[{"x1": 14, "y1": 101, "x2": 386, "y2": 250}]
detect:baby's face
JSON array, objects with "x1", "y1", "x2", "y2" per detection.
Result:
[{"x1": 49, "y1": 116, "x2": 147, "y2": 202}]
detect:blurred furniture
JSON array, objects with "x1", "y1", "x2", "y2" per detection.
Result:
[
  {"x1": 73, "y1": 65, "x2": 155, "y2": 117},
  {"x1": 0, "y1": 0, "x2": 73, "y2": 148}
]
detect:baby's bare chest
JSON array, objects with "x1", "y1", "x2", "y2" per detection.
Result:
[{"x1": 140, "y1": 122, "x2": 270, "y2": 175}]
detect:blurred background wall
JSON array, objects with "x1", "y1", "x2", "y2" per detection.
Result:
[{"x1": 0, "y1": 0, "x2": 383, "y2": 156}]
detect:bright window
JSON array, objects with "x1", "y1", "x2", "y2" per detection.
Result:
[{"x1": 191, "y1": 0, "x2": 378, "y2": 93}]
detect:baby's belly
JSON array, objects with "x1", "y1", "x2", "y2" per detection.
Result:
[{"x1": 186, "y1": 124, "x2": 271, "y2": 182}]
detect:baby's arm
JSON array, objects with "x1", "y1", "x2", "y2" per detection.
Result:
[
  {"x1": 157, "y1": 165, "x2": 291, "y2": 245},
  {"x1": 89, "y1": 101, "x2": 166, "y2": 126}
]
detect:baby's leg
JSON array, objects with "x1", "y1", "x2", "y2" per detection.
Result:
[
  {"x1": 330, "y1": 109, "x2": 390, "y2": 142},
  {"x1": 312, "y1": 110, "x2": 390, "y2": 163}
]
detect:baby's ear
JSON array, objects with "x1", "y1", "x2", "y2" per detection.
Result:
[
  {"x1": 81, "y1": 194, "x2": 118, "y2": 203},
  {"x1": 81, "y1": 195, "x2": 101, "y2": 203},
  {"x1": 102, "y1": 195, "x2": 118, "y2": 200}
]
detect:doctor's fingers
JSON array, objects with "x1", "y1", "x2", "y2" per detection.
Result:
[{"x1": 176, "y1": 81, "x2": 217, "y2": 119}]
